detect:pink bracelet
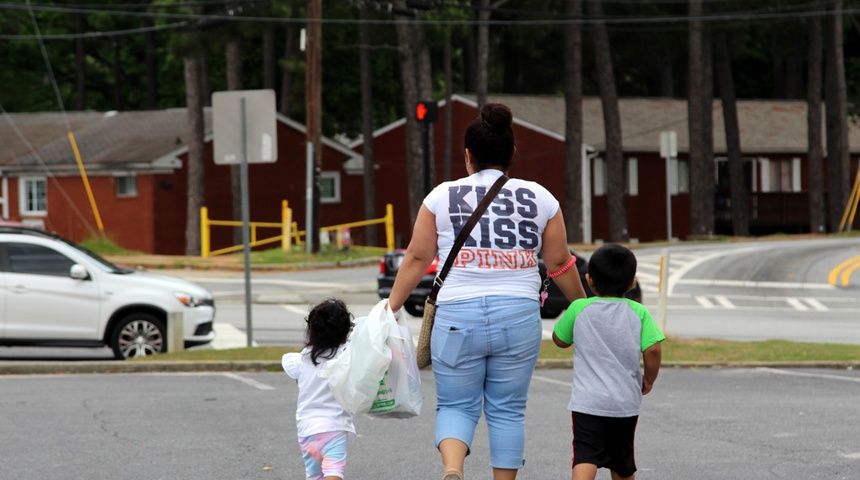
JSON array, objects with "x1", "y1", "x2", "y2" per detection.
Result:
[{"x1": 547, "y1": 256, "x2": 577, "y2": 278}]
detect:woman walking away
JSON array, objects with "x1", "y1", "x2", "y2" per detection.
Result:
[{"x1": 388, "y1": 103, "x2": 587, "y2": 480}]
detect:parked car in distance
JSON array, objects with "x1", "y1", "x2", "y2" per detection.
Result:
[
  {"x1": 377, "y1": 249, "x2": 641, "y2": 319},
  {"x1": 0, "y1": 227, "x2": 215, "y2": 359}
]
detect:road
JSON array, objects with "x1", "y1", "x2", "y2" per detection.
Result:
[
  {"x1": 2, "y1": 236, "x2": 858, "y2": 360},
  {"x1": 2, "y1": 367, "x2": 859, "y2": 480},
  {"x1": 193, "y1": 236, "x2": 860, "y2": 348}
]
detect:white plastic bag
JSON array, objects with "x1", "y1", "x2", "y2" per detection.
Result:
[
  {"x1": 368, "y1": 310, "x2": 423, "y2": 418},
  {"x1": 320, "y1": 299, "x2": 392, "y2": 414}
]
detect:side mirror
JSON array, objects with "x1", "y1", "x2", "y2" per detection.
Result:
[{"x1": 70, "y1": 264, "x2": 90, "y2": 280}]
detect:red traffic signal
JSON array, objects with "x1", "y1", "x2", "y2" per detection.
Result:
[{"x1": 415, "y1": 101, "x2": 438, "y2": 123}]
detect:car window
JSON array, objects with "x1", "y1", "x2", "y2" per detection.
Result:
[{"x1": 6, "y1": 243, "x2": 76, "y2": 277}]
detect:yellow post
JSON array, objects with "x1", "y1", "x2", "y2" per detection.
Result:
[
  {"x1": 385, "y1": 203, "x2": 395, "y2": 251},
  {"x1": 839, "y1": 169, "x2": 860, "y2": 232},
  {"x1": 68, "y1": 132, "x2": 105, "y2": 235},
  {"x1": 200, "y1": 206, "x2": 210, "y2": 258},
  {"x1": 281, "y1": 200, "x2": 291, "y2": 250}
]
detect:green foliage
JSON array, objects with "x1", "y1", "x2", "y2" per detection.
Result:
[
  {"x1": 249, "y1": 245, "x2": 383, "y2": 265},
  {"x1": 80, "y1": 236, "x2": 140, "y2": 255},
  {"x1": 136, "y1": 337, "x2": 860, "y2": 363},
  {"x1": 539, "y1": 337, "x2": 860, "y2": 363}
]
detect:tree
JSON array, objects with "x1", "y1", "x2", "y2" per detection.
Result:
[
  {"x1": 394, "y1": 0, "x2": 431, "y2": 225},
  {"x1": 687, "y1": 0, "x2": 714, "y2": 237},
  {"x1": 183, "y1": 56, "x2": 206, "y2": 255},
  {"x1": 807, "y1": 15, "x2": 826, "y2": 234},
  {"x1": 824, "y1": 2, "x2": 850, "y2": 232},
  {"x1": 715, "y1": 32, "x2": 748, "y2": 236},
  {"x1": 359, "y1": 4, "x2": 378, "y2": 246},
  {"x1": 474, "y1": 0, "x2": 510, "y2": 108},
  {"x1": 587, "y1": 0, "x2": 628, "y2": 242},
  {"x1": 563, "y1": 0, "x2": 583, "y2": 243}
]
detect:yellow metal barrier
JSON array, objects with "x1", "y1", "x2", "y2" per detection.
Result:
[{"x1": 201, "y1": 202, "x2": 394, "y2": 257}]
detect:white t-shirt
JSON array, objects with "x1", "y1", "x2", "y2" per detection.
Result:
[
  {"x1": 423, "y1": 169, "x2": 560, "y2": 303},
  {"x1": 282, "y1": 347, "x2": 355, "y2": 438}
]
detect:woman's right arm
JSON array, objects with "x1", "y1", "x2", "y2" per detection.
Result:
[
  {"x1": 387, "y1": 205, "x2": 438, "y2": 314},
  {"x1": 541, "y1": 211, "x2": 587, "y2": 302}
]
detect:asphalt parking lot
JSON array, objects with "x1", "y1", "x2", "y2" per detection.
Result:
[{"x1": 2, "y1": 367, "x2": 859, "y2": 480}]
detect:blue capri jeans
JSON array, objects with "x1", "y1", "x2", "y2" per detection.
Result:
[{"x1": 431, "y1": 295, "x2": 543, "y2": 470}]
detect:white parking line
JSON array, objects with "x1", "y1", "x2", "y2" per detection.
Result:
[
  {"x1": 531, "y1": 374, "x2": 571, "y2": 387},
  {"x1": 757, "y1": 367, "x2": 860, "y2": 384},
  {"x1": 222, "y1": 372, "x2": 275, "y2": 390}
]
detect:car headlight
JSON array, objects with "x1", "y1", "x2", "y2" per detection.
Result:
[{"x1": 175, "y1": 292, "x2": 208, "y2": 308}]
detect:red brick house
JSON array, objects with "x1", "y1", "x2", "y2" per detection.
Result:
[
  {"x1": 355, "y1": 94, "x2": 860, "y2": 245},
  {"x1": 0, "y1": 109, "x2": 366, "y2": 254}
]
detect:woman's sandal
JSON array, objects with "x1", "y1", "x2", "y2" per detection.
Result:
[{"x1": 441, "y1": 472, "x2": 463, "y2": 480}]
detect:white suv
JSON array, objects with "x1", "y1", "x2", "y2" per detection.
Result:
[{"x1": 0, "y1": 227, "x2": 215, "y2": 359}]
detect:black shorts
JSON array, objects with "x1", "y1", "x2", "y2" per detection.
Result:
[{"x1": 571, "y1": 411, "x2": 638, "y2": 477}]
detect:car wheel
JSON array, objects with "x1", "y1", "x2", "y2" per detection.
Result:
[
  {"x1": 403, "y1": 301, "x2": 424, "y2": 317},
  {"x1": 110, "y1": 313, "x2": 167, "y2": 360},
  {"x1": 540, "y1": 307, "x2": 561, "y2": 319}
]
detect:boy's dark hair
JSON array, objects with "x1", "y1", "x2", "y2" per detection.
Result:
[
  {"x1": 305, "y1": 298, "x2": 353, "y2": 366},
  {"x1": 587, "y1": 243, "x2": 637, "y2": 297}
]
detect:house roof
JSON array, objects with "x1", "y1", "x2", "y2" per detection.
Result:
[
  {"x1": 0, "y1": 108, "x2": 362, "y2": 174},
  {"x1": 0, "y1": 109, "x2": 209, "y2": 173},
  {"x1": 453, "y1": 94, "x2": 858, "y2": 155}
]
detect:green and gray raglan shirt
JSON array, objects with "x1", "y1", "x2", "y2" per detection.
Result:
[{"x1": 553, "y1": 297, "x2": 665, "y2": 418}]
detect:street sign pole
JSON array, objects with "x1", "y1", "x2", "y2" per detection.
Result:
[
  {"x1": 212, "y1": 89, "x2": 278, "y2": 348},
  {"x1": 239, "y1": 98, "x2": 253, "y2": 347}
]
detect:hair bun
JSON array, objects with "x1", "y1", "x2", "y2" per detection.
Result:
[{"x1": 480, "y1": 103, "x2": 513, "y2": 132}]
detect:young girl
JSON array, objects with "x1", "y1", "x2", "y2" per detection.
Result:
[{"x1": 282, "y1": 298, "x2": 355, "y2": 480}]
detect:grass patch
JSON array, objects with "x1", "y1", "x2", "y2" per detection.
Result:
[
  {"x1": 538, "y1": 336, "x2": 860, "y2": 363},
  {"x1": 250, "y1": 245, "x2": 384, "y2": 265},
  {"x1": 80, "y1": 237, "x2": 142, "y2": 255},
  {"x1": 137, "y1": 336, "x2": 860, "y2": 364}
]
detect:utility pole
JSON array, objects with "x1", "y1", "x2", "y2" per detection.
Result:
[{"x1": 305, "y1": 0, "x2": 322, "y2": 253}]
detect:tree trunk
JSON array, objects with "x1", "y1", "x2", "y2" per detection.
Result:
[
  {"x1": 807, "y1": 16, "x2": 826, "y2": 234},
  {"x1": 262, "y1": 24, "x2": 276, "y2": 90},
  {"x1": 226, "y1": 37, "x2": 243, "y2": 244},
  {"x1": 394, "y1": 1, "x2": 426, "y2": 226},
  {"x1": 687, "y1": 0, "x2": 713, "y2": 237},
  {"x1": 359, "y1": 5, "x2": 378, "y2": 246},
  {"x1": 112, "y1": 38, "x2": 122, "y2": 111},
  {"x1": 306, "y1": 0, "x2": 323, "y2": 252},
  {"x1": 443, "y1": 30, "x2": 454, "y2": 183},
  {"x1": 144, "y1": 23, "x2": 158, "y2": 109},
  {"x1": 184, "y1": 57, "x2": 206, "y2": 256},
  {"x1": 715, "y1": 33, "x2": 748, "y2": 236},
  {"x1": 280, "y1": 2, "x2": 298, "y2": 116},
  {"x1": 476, "y1": 0, "x2": 490, "y2": 109},
  {"x1": 824, "y1": 2, "x2": 850, "y2": 232},
  {"x1": 563, "y1": 0, "x2": 583, "y2": 243},
  {"x1": 74, "y1": 2, "x2": 85, "y2": 110},
  {"x1": 587, "y1": 0, "x2": 628, "y2": 242}
]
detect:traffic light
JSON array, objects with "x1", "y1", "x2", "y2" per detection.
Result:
[{"x1": 415, "y1": 101, "x2": 438, "y2": 123}]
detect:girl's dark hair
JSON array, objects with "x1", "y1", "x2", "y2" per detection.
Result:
[
  {"x1": 587, "y1": 244, "x2": 637, "y2": 297},
  {"x1": 305, "y1": 298, "x2": 353, "y2": 366},
  {"x1": 464, "y1": 103, "x2": 516, "y2": 171}
]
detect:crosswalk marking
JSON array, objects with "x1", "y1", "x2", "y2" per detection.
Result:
[
  {"x1": 785, "y1": 298, "x2": 808, "y2": 311},
  {"x1": 695, "y1": 296, "x2": 715, "y2": 308},
  {"x1": 803, "y1": 297, "x2": 828, "y2": 311},
  {"x1": 714, "y1": 295, "x2": 735, "y2": 309}
]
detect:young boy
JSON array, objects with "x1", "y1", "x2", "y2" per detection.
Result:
[{"x1": 552, "y1": 243, "x2": 664, "y2": 480}]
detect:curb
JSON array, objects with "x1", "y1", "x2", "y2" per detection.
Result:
[{"x1": 3, "y1": 359, "x2": 859, "y2": 376}]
